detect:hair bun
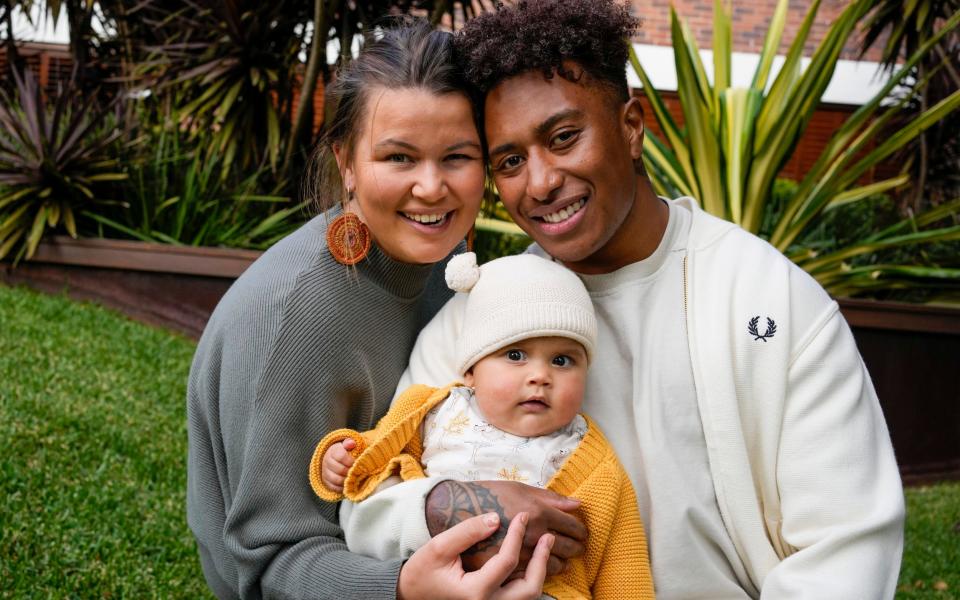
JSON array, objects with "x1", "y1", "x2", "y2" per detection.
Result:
[{"x1": 445, "y1": 252, "x2": 480, "y2": 293}]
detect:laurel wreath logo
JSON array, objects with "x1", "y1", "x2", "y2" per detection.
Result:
[{"x1": 748, "y1": 316, "x2": 777, "y2": 342}]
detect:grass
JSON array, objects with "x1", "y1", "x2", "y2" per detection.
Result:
[
  {"x1": 0, "y1": 283, "x2": 958, "y2": 598},
  {"x1": 899, "y1": 482, "x2": 960, "y2": 598},
  {"x1": 0, "y1": 284, "x2": 209, "y2": 598}
]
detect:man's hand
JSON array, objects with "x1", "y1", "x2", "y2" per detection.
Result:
[
  {"x1": 397, "y1": 511, "x2": 554, "y2": 600},
  {"x1": 321, "y1": 438, "x2": 357, "y2": 493},
  {"x1": 425, "y1": 480, "x2": 586, "y2": 576}
]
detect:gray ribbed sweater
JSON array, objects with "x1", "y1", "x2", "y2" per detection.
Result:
[{"x1": 186, "y1": 209, "x2": 455, "y2": 599}]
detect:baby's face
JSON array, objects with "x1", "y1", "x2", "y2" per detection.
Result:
[{"x1": 464, "y1": 336, "x2": 587, "y2": 437}]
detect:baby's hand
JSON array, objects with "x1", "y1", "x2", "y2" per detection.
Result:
[{"x1": 321, "y1": 438, "x2": 357, "y2": 493}]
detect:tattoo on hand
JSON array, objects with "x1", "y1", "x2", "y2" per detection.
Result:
[{"x1": 427, "y1": 481, "x2": 509, "y2": 554}]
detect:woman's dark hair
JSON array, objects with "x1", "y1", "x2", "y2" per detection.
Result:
[
  {"x1": 308, "y1": 19, "x2": 475, "y2": 210},
  {"x1": 454, "y1": 0, "x2": 638, "y2": 102}
]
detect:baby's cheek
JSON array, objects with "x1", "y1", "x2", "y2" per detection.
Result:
[{"x1": 474, "y1": 385, "x2": 514, "y2": 429}]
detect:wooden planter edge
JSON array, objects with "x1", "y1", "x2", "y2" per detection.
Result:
[
  {"x1": 27, "y1": 236, "x2": 262, "y2": 279},
  {"x1": 837, "y1": 298, "x2": 960, "y2": 336},
  {"x1": 16, "y1": 237, "x2": 960, "y2": 335}
]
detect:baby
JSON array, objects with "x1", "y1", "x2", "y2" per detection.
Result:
[{"x1": 309, "y1": 252, "x2": 654, "y2": 600}]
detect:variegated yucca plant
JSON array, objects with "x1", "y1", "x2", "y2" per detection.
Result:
[
  {"x1": 631, "y1": 0, "x2": 960, "y2": 298},
  {"x1": 0, "y1": 69, "x2": 126, "y2": 262}
]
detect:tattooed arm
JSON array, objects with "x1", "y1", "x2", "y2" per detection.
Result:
[{"x1": 426, "y1": 480, "x2": 588, "y2": 575}]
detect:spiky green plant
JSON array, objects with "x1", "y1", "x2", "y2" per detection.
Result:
[
  {"x1": 82, "y1": 120, "x2": 306, "y2": 250},
  {"x1": 631, "y1": 0, "x2": 960, "y2": 297},
  {"x1": 0, "y1": 69, "x2": 126, "y2": 261}
]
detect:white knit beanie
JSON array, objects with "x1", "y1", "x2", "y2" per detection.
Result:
[{"x1": 445, "y1": 252, "x2": 597, "y2": 375}]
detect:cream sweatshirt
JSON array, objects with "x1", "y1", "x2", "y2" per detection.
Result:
[{"x1": 341, "y1": 197, "x2": 905, "y2": 599}]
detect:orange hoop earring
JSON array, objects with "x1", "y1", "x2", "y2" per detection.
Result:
[{"x1": 327, "y1": 211, "x2": 371, "y2": 265}]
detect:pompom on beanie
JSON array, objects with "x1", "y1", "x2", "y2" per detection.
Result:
[{"x1": 445, "y1": 252, "x2": 597, "y2": 375}]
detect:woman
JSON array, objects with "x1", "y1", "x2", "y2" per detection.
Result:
[{"x1": 186, "y1": 20, "x2": 552, "y2": 600}]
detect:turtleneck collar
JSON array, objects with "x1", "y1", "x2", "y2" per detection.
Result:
[{"x1": 317, "y1": 205, "x2": 437, "y2": 300}]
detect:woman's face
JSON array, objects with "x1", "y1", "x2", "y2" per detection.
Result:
[{"x1": 338, "y1": 87, "x2": 484, "y2": 264}]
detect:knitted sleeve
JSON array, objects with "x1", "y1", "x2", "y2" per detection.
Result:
[
  {"x1": 308, "y1": 429, "x2": 369, "y2": 502},
  {"x1": 542, "y1": 421, "x2": 655, "y2": 600},
  {"x1": 192, "y1": 320, "x2": 407, "y2": 599},
  {"x1": 340, "y1": 385, "x2": 452, "y2": 502},
  {"x1": 309, "y1": 384, "x2": 449, "y2": 503},
  {"x1": 591, "y1": 466, "x2": 655, "y2": 599},
  {"x1": 187, "y1": 215, "x2": 464, "y2": 600},
  {"x1": 190, "y1": 248, "x2": 437, "y2": 597}
]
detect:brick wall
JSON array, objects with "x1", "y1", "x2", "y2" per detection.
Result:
[
  {"x1": 631, "y1": 0, "x2": 886, "y2": 62},
  {"x1": 0, "y1": 42, "x2": 73, "y2": 95},
  {"x1": 290, "y1": 78, "x2": 327, "y2": 134}
]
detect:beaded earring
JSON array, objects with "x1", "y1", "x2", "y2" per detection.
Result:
[{"x1": 327, "y1": 192, "x2": 371, "y2": 265}]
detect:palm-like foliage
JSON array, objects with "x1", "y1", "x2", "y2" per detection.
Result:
[
  {"x1": 138, "y1": 1, "x2": 310, "y2": 180},
  {"x1": 632, "y1": 0, "x2": 960, "y2": 297},
  {"x1": 0, "y1": 69, "x2": 125, "y2": 261},
  {"x1": 859, "y1": 0, "x2": 960, "y2": 211},
  {"x1": 860, "y1": 0, "x2": 959, "y2": 67}
]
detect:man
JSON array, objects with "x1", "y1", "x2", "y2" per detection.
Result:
[{"x1": 343, "y1": 0, "x2": 905, "y2": 597}]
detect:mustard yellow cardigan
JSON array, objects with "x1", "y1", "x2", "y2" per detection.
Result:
[{"x1": 309, "y1": 384, "x2": 654, "y2": 600}]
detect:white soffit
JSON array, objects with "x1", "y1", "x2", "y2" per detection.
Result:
[
  {"x1": 628, "y1": 42, "x2": 895, "y2": 106},
  {"x1": 12, "y1": 9, "x2": 70, "y2": 43}
]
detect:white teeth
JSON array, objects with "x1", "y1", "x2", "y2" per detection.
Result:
[
  {"x1": 404, "y1": 212, "x2": 447, "y2": 224},
  {"x1": 542, "y1": 198, "x2": 585, "y2": 224}
]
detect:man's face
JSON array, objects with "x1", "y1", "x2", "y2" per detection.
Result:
[{"x1": 484, "y1": 68, "x2": 645, "y2": 273}]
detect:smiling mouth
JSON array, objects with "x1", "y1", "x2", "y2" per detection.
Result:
[
  {"x1": 537, "y1": 198, "x2": 586, "y2": 224},
  {"x1": 400, "y1": 211, "x2": 452, "y2": 226}
]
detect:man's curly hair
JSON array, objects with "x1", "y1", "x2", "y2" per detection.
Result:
[{"x1": 455, "y1": 0, "x2": 639, "y2": 101}]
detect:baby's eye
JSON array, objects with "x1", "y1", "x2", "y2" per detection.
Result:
[
  {"x1": 506, "y1": 349, "x2": 525, "y2": 361},
  {"x1": 552, "y1": 355, "x2": 573, "y2": 367}
]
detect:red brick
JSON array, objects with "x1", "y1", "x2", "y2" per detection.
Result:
[{"x1": 631, "y1": 0, "x2": 888, "y2": 62}]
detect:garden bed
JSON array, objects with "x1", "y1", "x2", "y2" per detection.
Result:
[
  {"x1": 840, "y1": 299, "x2": 960, "y2": 484},
  {"x1": 0, "y1": 236, "x2": 259, "y2": 339}
]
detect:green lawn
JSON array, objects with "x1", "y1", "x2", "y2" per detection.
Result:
[
  {"x1": 899, "y1": 482, "x2": 960, "y2": 598},
  {"x1": 1, "y1": 283, "x2": 958, "y2": 598},
  {"x1": 0, "y1": 284, "x2": 208, "y2": 598}
]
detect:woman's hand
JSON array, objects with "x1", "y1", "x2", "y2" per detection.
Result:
[
  {"x1": 397, "y1": 511, "x2": 554, "y2": 600},
  {"x1": 321, "y1": 438, "x2": 357, "y2": 493}
]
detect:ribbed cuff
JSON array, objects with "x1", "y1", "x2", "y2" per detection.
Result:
[{"x1": 309, "y1": 428, "x2": 367, "y2": 502}]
